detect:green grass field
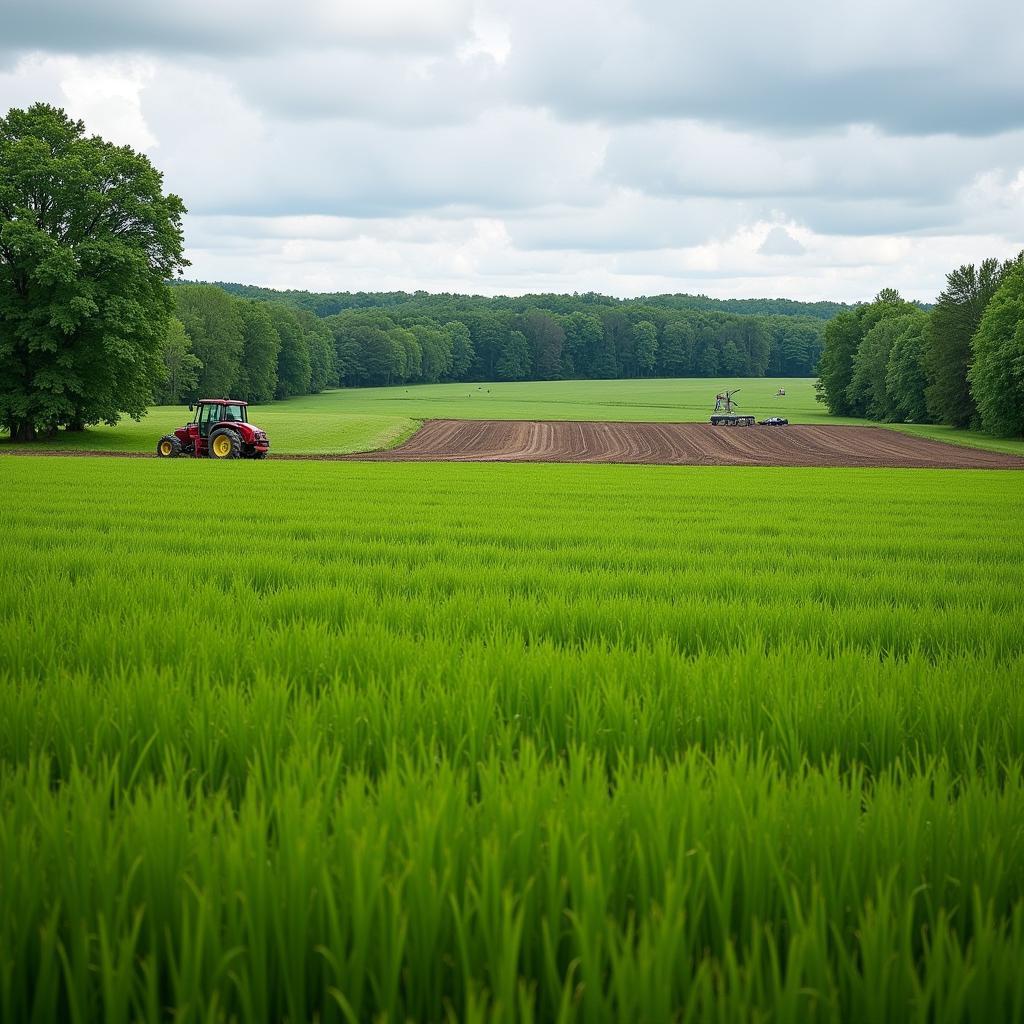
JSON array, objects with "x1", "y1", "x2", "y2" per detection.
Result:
[
  {"x1": 2, "y1": 457, "x2": 1023, "y2": 1022},
  {"x1": 4, "y1": 378, "x2": 1022, "y2": 456}
]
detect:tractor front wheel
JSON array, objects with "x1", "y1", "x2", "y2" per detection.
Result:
[
  {"x1": 208, "y1": 428, "x2": 241, "y2": 460},
  {"x1": 156, "y1": 435, "x2": 182, "y2": 458}
]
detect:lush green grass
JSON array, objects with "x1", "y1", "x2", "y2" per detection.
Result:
[
  {"x1": 0, "y1": 400, "x2": 418, "y2": 455},
  {"x1": 4, "y1": 378, "x2": 1022, "y2": 456},
  {"x1": 2, "y1": 458, "x2": 1023, "y2": 1022},
  {"x1": 878, "y1": 422, "x2": 1024, "y2": 456},
  {"x1": 323, "y1": 377, "x2": 820, "y2": 424}
]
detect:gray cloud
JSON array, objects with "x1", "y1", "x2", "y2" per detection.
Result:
[
  {"x1": 502, "y1": 0, "x2": 1024, "y2": 136},
  {"x1": 2, "y1": 0, "x2": 1022, "y2": 300},
  {"x1": 3, "y1": 0, "x2": 475, "y2": 56}
]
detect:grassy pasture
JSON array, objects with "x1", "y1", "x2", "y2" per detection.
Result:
[
  {"x1": 2, "y1": 457, "x2": 1023, "y2": 1022},
  {"x1": 4, "y1": 377, "x2": 1021, "y2": 455}
]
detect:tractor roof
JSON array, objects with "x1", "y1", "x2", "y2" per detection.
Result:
[{"x1": 198, "y1": 398, "x2": 248, "y2": 405}]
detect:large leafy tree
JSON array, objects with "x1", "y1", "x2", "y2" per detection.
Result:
[
  {"x1": 924, "y1": 259, "x2": 1003, "y2": 428},
  {"x1": 0, "y1": 103, "x2": 186, "y2": 440},
  {"x1": 968, "y1": 259, "x2": 1024, "y2": 437}
]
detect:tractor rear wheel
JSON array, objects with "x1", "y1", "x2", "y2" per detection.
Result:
[
  {"x1": 208, "y1": 428, "x2": 241, "y2": 459},
  {"x1": 156, "y1": 435, "x2": 182, "y2": 458}
]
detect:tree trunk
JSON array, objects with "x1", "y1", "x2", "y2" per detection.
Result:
[
  {"x1": 9, "y1": 421, "x2": 37, "y2": 442},
  {"x1": 66, "y1": 418, "x2": 86, "y2": 432}
]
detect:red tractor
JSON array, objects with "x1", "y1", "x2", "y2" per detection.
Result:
[{"x1": 156, "y1": 399, "x2": 270, "y2": 459}]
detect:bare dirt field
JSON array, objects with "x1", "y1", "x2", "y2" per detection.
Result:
[{"x1": 354, "y1": 419, "x2": 1024, "y2": 469}]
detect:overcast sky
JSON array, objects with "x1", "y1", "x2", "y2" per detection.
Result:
[{"x1": 3, "y1": 0, "x2": 1022, "y2": 301}]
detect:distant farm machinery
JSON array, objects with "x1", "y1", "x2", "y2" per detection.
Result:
[
  {"x1": 710, "y1": 389, "x2": 755, "y2": 427},
  {"x1": 709, "y1": 388, "x2": 788, "y2": 427}
]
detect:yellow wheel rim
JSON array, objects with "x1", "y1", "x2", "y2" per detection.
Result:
[
  {"x1": 213, "y1": 435, "x2": 232, "y2": 457},
  {"x1": 159, "y1": 440, "x2": 172, "y2": 456}
]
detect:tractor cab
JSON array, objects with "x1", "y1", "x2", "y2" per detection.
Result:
[
  {"x1": 193, "y1": 400, "x2": 247, "y2": 436},
  {"x1": 156, "y1": 399, "x2": 270, "y2": 459}
]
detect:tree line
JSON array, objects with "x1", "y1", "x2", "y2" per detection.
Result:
[
  {"x1": 815, "y1": 253, "x2": 1024, "y2": 438},
  {"x1": 217, "y1": 282, "x2": 853, "y2": 321},
  {"x1": 157, "y1": 285, "x2": 337, "y2": 404},
  {"x1": 160, "y1": 282, "x2": 829, "y2": 401}
]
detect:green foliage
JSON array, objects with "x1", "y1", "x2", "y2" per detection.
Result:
[
  {"x1": 391, "y1": 326, "x2": 422, "y2": 383},
  {"x1": 164, "y1": 286, "x2": 333, "y2": 405},
  {"x1": 0, "y1": 103, "x2": 186, "y2": 440},
  {"x1": 236, "y1": 302, "x2": 280, "y2": 403},
  {"x1": 561, "y1": 310, "x2": 604, "y2": 377},
  {"x1": 268, "y1": 303, "x2": 312, "y2": 399},
  {"x1": 0, "y1": 459, "x2": 1022, "y2": 1022},
  {"x1": 969, "y1": 259, "x2": 1024, "y2": 437},
  {"x1": 217, "y1": 280, "x2": 853, "y2": 320},
  {"x1": 924, "y1": 259, "x2": 1004, "y2": 428},
  {"x1": 817, "y1": 291, "x2": 918, "y2": 416},
  {"x1": 296, "y1": 310, "x2": 336, "y2": 394},
  {"x1": 657, "y1": 319, "x2": 693, "y2": 375},
  {"x1": 154, "y1": 318, "x2": 202, "y2": 405},
  {"x1": 885, "y1": 315, "x2": 930, "y2": 423},
  {"x1": 444, "y1": 320, "x2": 474, "y2": 378},
  {"x1": 411, "y1": 324, "x2": 454, "y2": 383},
  {"x1": 194, "y1": 282, "x2": 826, "y2": 386},
  {"x1": 773, "y1": 318, "x2": 824, "y2": 375},
  {"x1": 632, "y1": 319, "x2": 658, "y2": 374},
  {"x1": 496, "y1": 329, "x2": 532, "y2": 380},
  {"x1": 174, "y1": 284, "x2": 244, "y2": 396},
  {"x1": 848, "y1": 311, "x2": 926, "y2": 421},
  {"x1": 517, "y1": 308, "x2": 564, "y2": 380}
]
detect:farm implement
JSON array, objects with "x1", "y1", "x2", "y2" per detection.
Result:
[{"x1": 710, "y1": 388, "x2": 755, "y2": 426}]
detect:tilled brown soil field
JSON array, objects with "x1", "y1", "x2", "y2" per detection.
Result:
[{"x1": 354, "y1": 419, "x2": 1024, "y2": 469}]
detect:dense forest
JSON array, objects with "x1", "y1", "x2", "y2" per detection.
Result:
[
  {"x1": 816, "y1": 252, "x2": 1024, "y2": 438},
  {"x1": 216, "y1": 283, "x2": 854, "y2": 321},
  {"x1": 160, "y1": 283, "x2": 836, "y2": 404}
]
